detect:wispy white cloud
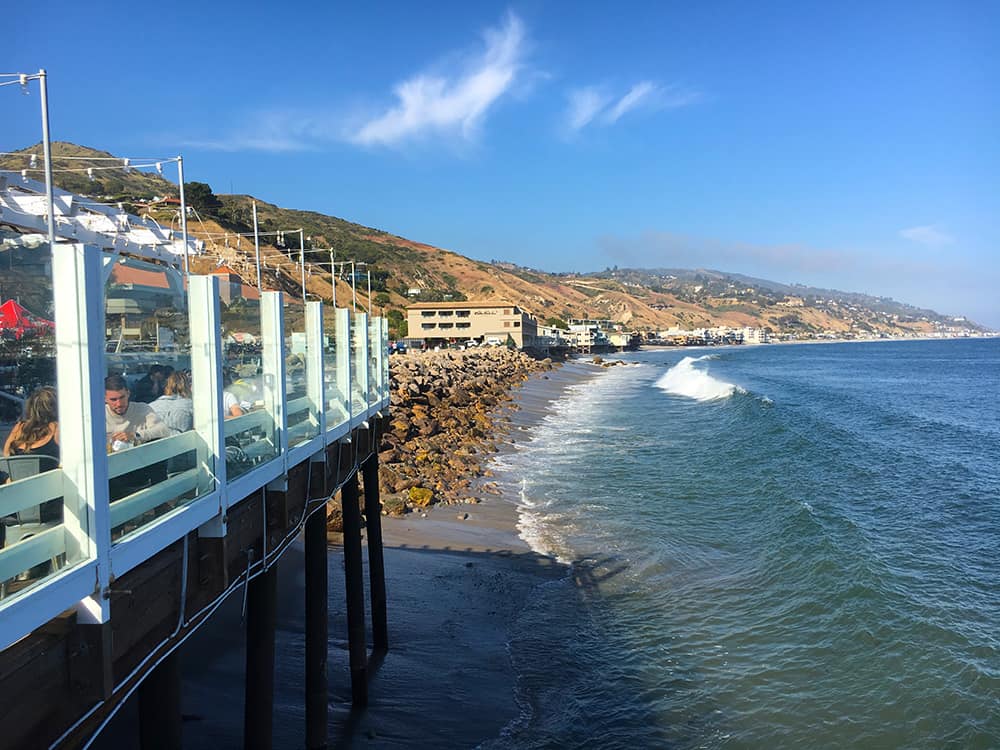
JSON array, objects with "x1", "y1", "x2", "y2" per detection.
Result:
[
  {"x1": 565, "y1": 81, "x2": 701, "y2": 131},
  {"x1": 604, "y1": 81, "x2": 656, "y2": 124},
  {"x1": 179, "y1": 111, "x2": 325, "y2": 152},
  {"x1": 179, "y1": 12, "x2": 527, "y2": 153},
  {"x1": 599, "y1": 231, "x2": 857, "y2": 276},
  {"x1": 567, "y1": 87, "x2": 610, "y2": 130},
  {"x1": 351, "y1": 12, "x2": 526, "y2": 147},
  {"x1": 899, "y1": 224, "x2": 955, "y2": 247}
]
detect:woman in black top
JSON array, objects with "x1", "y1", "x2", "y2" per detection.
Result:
[{"x1": 3, "y1": 386, "x2": 59, "y2": 460}]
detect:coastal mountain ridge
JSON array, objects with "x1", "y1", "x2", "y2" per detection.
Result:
[{"x1": 1, "y1": 143, "x2": 984, "y2": 339}]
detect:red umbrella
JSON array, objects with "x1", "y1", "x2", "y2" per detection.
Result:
[{"x1": 0, "y1": 299, "x2": 55, "y2": 339}]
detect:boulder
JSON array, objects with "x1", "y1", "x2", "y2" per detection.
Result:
[{"x1": 408, "y1": 486, "x2": 434, "y2": 507}]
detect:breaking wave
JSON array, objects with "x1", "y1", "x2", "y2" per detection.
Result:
[{"x1": 655, "y1": 355, "x2": 743, "y2": 401}]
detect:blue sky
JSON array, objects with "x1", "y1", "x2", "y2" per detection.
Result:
[{"x1": 6, "y1": 1, "x2": 999, "y2": 326}]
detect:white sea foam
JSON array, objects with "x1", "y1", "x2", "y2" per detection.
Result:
[
  {"x1": 655, "y1": 356, "x2": 742, "y2": 401},
  {"x1": 500, "y1": 362, "x2": 650, "y2": 561}
]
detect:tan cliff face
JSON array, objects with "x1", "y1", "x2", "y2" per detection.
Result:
[{"x1": 1, "y1": 142, "x2": 957, "y2": 339}]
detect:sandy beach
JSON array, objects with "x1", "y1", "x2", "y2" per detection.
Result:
[{"x1": 92, "y1": 358, "x2": 601, "y2": 749}]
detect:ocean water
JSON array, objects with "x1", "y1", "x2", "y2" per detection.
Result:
[{"x1": 486, "y1": 339, "x2": 1000, "y2": 749}]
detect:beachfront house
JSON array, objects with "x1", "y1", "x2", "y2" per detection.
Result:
[{"x1": 405, "y1": 301, "x2": 538, "y2": 349}]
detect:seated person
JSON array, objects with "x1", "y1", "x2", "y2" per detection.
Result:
[
  {"x1": 106, "y1": 374, "x2": 172, "y2": 499},
  {"x1": 2, "y1": 386, "x2": 60, "y2": 527},
  {"x1": 105, "y1": 373, "x2": 173, "y2": 447},
  {"x1": 4, "y1": 385, "x2": 59, "y2": 460},
  {"x1": 222, "y1": 369, "x2": 245, "y2": 418},
  {"x1": 150, "y1": 370, "x2": 194, "y2": 434},
  {"x1": 131, "y1": 364, "x2": 172, "y2": 403}
]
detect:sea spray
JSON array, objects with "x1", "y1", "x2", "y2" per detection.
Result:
[{"x1": 655, "y1": 355, "x2": 743, "y2": 401}]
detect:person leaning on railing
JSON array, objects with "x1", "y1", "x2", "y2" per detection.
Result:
[{"x1": 104, "y1": 374, "x2": 173, "y2": 449}]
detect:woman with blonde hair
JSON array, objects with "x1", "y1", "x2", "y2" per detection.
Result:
[
  {"x1": 3, "y1": 386, "x2": 59, "y2": 459},
  {"x1": 150, "y1": 370, "x2": 194, "y2": 433}
]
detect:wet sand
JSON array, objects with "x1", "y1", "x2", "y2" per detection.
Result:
[{"x1": 92, "y1": 359, "x2": 602, "y2": 749}]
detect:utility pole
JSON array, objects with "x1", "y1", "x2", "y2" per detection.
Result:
[
  {"x1": 253, "y1": 201, "x2": 262, "y2": 291},
  {"x1": 37, "y1": 70, "x2": 55, "y2": 253},
  {"x1": 299, "y1": 228, "x2": 306, "y2": 300},
  {"x1": 177, "y1": 156, "x2": 189, "y2": 275}
]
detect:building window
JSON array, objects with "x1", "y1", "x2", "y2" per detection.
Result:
[
  {"x1": 504, "y1": 309, "x2": 512, "y2": 315},
  {"x1": 421, "y1": 311, "x2": 436, "y2": 317},
  {"x1": 421, "y1": 323, "x2": 436, "y2": 329},
  {"x1": 514, "y1": 321, "x2": 521, "y2": 327},
  {"x1": 439, "y1": 322, "x2": 454, "y2": 329},
  {"x1": 504, "y1": 321, "x2": 511, "y2": 328},
  {"x1": 456, "y1": 310, "x2": 471, "y2": 317},
  {"x1": 438, "y1": 310, "x2": 454, "y2": 316},
  {"x1": 456, "y1": 322, "x2": 470, "y2": 329}
]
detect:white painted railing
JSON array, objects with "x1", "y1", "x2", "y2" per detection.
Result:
[{"x1": 0, "y1": 243, "x2": 389, "y2": 651}]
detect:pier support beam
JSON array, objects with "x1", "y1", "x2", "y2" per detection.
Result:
[
  {"x1": 361, "y1": 453, "x2": 388, "y2": 652},
  {"x1": 244, "y1": 563, "x2": 278, "y2": 750},
  {"x1": 138, "y1": 650, "x2": 182, "y2": 750},
  {"x1": 304, "y1": 503, "x2": 329, "y2": 749},
  {"x1": 340, "y1": 472, "x2": 368, "y2": 706}
]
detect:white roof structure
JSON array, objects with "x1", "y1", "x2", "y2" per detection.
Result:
[{"x1": 0, "y1": 169, "x2": 202, "y2": 265}]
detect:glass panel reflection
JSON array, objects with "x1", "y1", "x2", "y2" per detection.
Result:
[
  {"x1": 221, "y1": 292, "x2": 277, "y2": 479},
  {"x1": 323, "y1": 306, "x2": 348, "y2": 432},
  {"x1": 284, "y1": 299, "x2": 318, "y2": 447},
  {"x1": 0, "y1": 235, "x2": 69, "y2": 597},
  {"x1": 103, "y1": 255, "x2": 210, "y2": 540},
  {"x1": 351, "y1": 314, "x2": 367, "y2": 418}
]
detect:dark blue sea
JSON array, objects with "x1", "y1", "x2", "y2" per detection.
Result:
[{"x1": 487, "y1": 338, "x2": 1000, "y2": 749}]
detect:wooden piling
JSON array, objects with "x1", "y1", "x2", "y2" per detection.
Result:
[
  {"x1": 138, "y1": 650, "x2": 182, "y2": 750},
  {"x1": 361, "y1": 453, "x2": 388, "y2": 652},
  {"x1": 244, "y1": 563, "x2": 278, "y2": 750},
  {"x1": 304, "y1": 502, "x2": 329, "y2": 749},
  {"x1": 340, "y1": 472, "x2": 368, "y2": 706}
]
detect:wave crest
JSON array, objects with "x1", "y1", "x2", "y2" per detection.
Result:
[{"x1": 655, "y1": 356, "x2": 741, "y2": 401}]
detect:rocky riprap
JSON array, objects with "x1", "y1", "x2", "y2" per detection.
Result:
[{"x1": 369, "y1": 347, "x2": 555, "y2": 518}]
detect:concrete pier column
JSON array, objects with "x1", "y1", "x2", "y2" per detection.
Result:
[
  {"x1": 361, "y1": 453, "x2": 388, "y2": 652},
  {"x1": 244, "y1": 562, "x2": 278, "y2": 750},
  {"x1": 138, "y1": 650, "x2": 182, "y2": 750},
  {"x1": 305, "y1": 503, "x2": 329, "y2": 749},
  {"x1": 340, "y1": 472, "x2": 368, "y2": 706}
]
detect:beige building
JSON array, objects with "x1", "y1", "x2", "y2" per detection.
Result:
[{"x1": 406, "y1": 301, "x2": 538, "y2": 348}]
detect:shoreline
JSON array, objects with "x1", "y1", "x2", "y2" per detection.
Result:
[{"x1": 379, "y1": 358, "x2": 602, "y2": 555}]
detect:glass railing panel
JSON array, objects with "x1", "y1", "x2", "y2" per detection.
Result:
[
  {"x1": 367, "y1": 317, "x2": 380, "y2": 407},
  {"x1": 284, "y1": 299, "x2": 318, "y2": 447},
  {"x1": 350, "y1": 314, "x2": 367, "y2": 418},
  {"x1": 103, "y1": 255, "x2": 210, "y2": 538},
  {"x1": 381, "y1": 318, "x2": 390, "y2": 401},
  {"x1": 322, "y1": 306, "x2": 348, "y2": 432},
  {"x1": 0, "y1": 466, "x2": 66, "y2": 601},
  {"x1": 221, "y1": 294, "x2": 276, "y2": 478},
  {"x1": 0, "y1": 234, "x2": 78, "y2": 594}
]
